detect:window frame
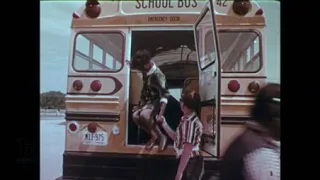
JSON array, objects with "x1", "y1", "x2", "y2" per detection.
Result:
[
  {"x1": 72, "y1": 31, "x2": 125, "y2": 73},
  {"x1": 196, "y1": 8, "x2": 219, "y2": 71},
  {"x1": 206, "y1": 29, "x2": 263, "y2": 73}
]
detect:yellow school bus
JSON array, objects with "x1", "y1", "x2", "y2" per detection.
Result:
[{"x1": 56, "y1": 0, "x2": 268, "y2": 179}]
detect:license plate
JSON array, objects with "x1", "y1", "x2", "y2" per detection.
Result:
[{"x1": 81, "y1": 130, "x2": 108, "y2": 146}]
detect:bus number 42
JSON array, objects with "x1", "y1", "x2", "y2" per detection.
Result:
[{"x1": 216, "y1": 0, "x2": 227, "y2": 7}]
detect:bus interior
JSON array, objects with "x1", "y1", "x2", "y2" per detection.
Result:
[{"x1": 128, "y1": 30, "x2": 198, "y2": 145}]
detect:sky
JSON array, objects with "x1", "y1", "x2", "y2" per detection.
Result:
[
  {"x1": 40, "y1": 1, "x2": 83, "y2": 93},
  {"x1": 40, "y1": 1, "x2": 280, "y2": 93}
]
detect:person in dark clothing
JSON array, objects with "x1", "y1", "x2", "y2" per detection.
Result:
[
  {"x1": 220, "y1": 83, "x2": 280, "y2": 180},
  {"x1": 130, "y1": 49, "x2": 170, "y2": 152}
]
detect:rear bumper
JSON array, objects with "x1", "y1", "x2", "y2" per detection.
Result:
[{"x1": 57, "y1": 151, "x2": 220, "y2": 180}]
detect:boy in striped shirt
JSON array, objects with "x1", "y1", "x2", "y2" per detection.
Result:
[{"x1": 157, "y1": 90, "x2": 203, "y2": 180}]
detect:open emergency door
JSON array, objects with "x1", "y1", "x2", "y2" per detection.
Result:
[{"x1": 193, "y1": 0, "x2": 221, "y2": 158}]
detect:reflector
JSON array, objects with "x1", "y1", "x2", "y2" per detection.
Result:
[
  {"x1": 73, "y1": 80, "x2": 83, "y2": 91},
  {"x1": 248, "y1": 81, "x2": 260, "y2": 93},
  {"x1": 255, "y1": 8, "x2": 263, "y2": 15}
]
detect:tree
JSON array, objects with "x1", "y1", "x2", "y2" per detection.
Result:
[{"x1": 40, "y1": 91, "x2": 66, "y2": 109}]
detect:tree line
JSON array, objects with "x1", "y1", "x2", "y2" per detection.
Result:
[{"x1": 40, "y1": 91, "x2": 66, "y2": 109}]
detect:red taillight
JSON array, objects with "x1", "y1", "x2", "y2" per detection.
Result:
[
  {"x1": 72, "y1": 12, "x2": 80, "y2": 19},
  {"x1": 85, "y1": 0, "x2": 101, "y2": 19},
  {"x1": 232, "y1": 0, "x2": 252, "y2": 16},
  {"x1": 248, "y1": 81, "x2": 260, "y2": 93},
  {"x1": 67, "y1": 121, "x2": 79, "y2": 134},
  {"x1": 90, "y1": 80, "x2": 102, "y2": 91},
  {"x1": 73, "y1": 80, "x2": 83, "y2": 91},
  {"x1": 69, "y1": 122, "x2": 77, "y2": 132},
  {"x1": 255, "y1": 8, "x2": 264, "y2": 15},
  {"x1": 87, "y1": 123, "x2": 98, "y2": 133},
  {"x1": 228, "y1": 80, "x2": 240, "y2": 92}
]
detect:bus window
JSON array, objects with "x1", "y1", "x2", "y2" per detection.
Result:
[
  {"x1": 202, "y1": 30, "x2": 217, "y2": 70},
  {"x1": 76, "y1": 35, "x2": 89, "y2": 55},
  {"x1": 92, "y1": 45, "x2": 103, "y2": 70},
  {"x1": 206, "y1": 31, "x2": 261, "y2": 73},
  {"x1": 73, "y1": 32, "x2": 124, "y2": 72},
  {"x1": 168, "y1": 88, "x2": 182, "y2": 101}
]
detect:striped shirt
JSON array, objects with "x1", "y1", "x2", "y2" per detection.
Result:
[{"x1": 174, "y1": 112, "x2": 203, "y2": 158}]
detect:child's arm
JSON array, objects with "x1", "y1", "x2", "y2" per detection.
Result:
[
  {"x1": 161, "y1": 119, "x2": 177, "y2": 141},
  {"x1": 175, "y1": 143, "x2": 193, "y2": 180}
]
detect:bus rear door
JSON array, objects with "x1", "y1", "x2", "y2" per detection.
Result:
[
  {"x1": 193, "y1": 0, "x2": 222, "y2": 158},
  {"x1": 65, "y1": 28, "x2": 130, "y2": 153}
]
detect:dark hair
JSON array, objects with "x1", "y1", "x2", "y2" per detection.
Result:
[
  {"x1": 134, "y1": 49, "x2": 151, "y2": 66},
  {"x1": 251, "y1": 83, "x2": 280, "y2": 126},
  {"x1": 181, "y1": 90, "x2": 201, "y2": 116}
]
